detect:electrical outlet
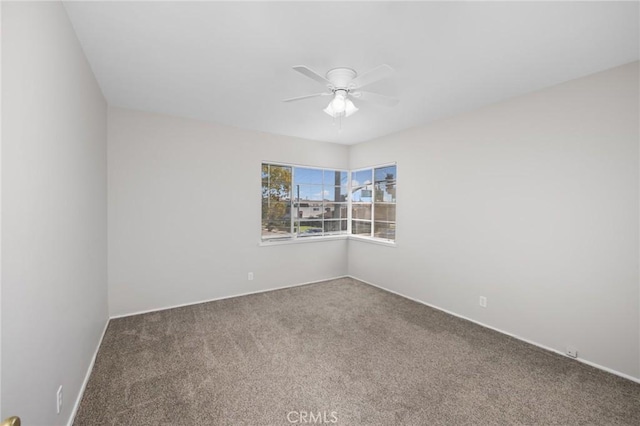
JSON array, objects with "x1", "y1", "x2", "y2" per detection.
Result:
[
  {"x1": 479, "y1": 296, "x2": 487, "y2": 308},
  {"x1": 566, "y1": 346, "x2": 578, "y2": 358},
  {"x1": 248, "y1": 272, "x2": 254, "y2": 281},
  {"x1": 56, "y1": 385, "x2": 63, "y2": 414}
]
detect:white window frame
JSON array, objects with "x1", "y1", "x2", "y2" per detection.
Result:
[
  {"x1": 260, "y1": 161, "x2": 397, "y2": 247},
  {"x1": 349, "y1": 162, "x2": 397, "y2": 244},
  {"x1": 260, "y1": 161, "x2": 349, "y2": 243}
]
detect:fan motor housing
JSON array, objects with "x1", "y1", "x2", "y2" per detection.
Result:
[{"x1": 326, "y1": 68, "x2": 357, "y2": 89}]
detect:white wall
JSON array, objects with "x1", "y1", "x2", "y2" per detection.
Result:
[
  {"x1": 108, "y1": 107, "x2": 349, "y2": 317},
  {"x1": 349, "y1": 62, "x2": 640, "y2": 379},
  {"x1": 1, "y1": 2, "x2": 108, "y2": 424}
]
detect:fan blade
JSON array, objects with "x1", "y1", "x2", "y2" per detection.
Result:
[
  {"x1": 292, "y1": 66, "x2": 333, "y2": 88},
  {"x1": 351, "y1": 91, "x2": 399, "y2": 107},
  {"x1": 350, "y1": 64, "x2": 394, "y2": 89},
  {"x1": 282, "y1": 93, "x2": 331, "y2": 103}
]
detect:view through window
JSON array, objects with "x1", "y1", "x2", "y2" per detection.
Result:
[
  {"x1": 262, "y1": 163, "x2": 396, "y2": 242},
  {"x1": 351, "y1": 165, "x2": 397, "y2": 240}
]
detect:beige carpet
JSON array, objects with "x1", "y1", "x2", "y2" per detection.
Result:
[{"x1": 74, "y1": 277, "x2": 640, "y2": 425}]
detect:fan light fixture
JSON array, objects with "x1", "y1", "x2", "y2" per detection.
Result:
[
  {"x1": 324, "y1": 90, "x2": 358, "y2": 118},
  {"x1": 283, "y1": 65, "x2": 398, "y2": 125}
]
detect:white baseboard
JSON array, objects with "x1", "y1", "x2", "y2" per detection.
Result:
[
  {"x1": 349, "y1": 275, "x2": 640, "y2": 385},
  {"x1": 67, "y1": 319, "x2": 110, "y2": 426},
  {"x1": 109, "y1": 275, "x2": 349, "y2": 320}
]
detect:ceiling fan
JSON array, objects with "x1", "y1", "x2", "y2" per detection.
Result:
[{"x1": 283, "y1": 64, "x2": 399, "y2": 119}]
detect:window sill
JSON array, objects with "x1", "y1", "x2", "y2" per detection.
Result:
[
  {"x1": 259, "y1": 234, "x2": 396, "y2": 247},
  {"x1": 348, "y1": 235, "x2": 397, "y2": 247},
  {"x1": 259, "y1": 235, "x2": 348, "y2": 246}
]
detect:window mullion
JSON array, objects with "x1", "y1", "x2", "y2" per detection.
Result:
[
  {"x1": 291, "y1": 168, "x2": 295, "y2": 238},
  {"x1": 370, "y1": 169, "x2": 375, "y2": 238},
  {"x1": 347, "y1": 170, "x2": 352, "y2": 234}
]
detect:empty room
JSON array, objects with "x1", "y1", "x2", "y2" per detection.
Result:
[{"x1": 1, "y1": 1, "x2": 639, "y2": 425}]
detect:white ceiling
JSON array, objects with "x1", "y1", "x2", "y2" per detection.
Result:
[{"x1": 64, "y1": 1, "x2": 639, "y2": 145}]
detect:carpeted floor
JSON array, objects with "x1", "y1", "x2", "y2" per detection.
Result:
[{"x1": 74, "y1": 277, "x2": 640, "y2": 425}]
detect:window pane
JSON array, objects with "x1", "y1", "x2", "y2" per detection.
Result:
[
  {"x1": 324, "y1": 220, "x2": 347, "y2": 234},
  {"x1": 294, "y1": 201, "x2": 323, "y2": 219},
  {"x1": 341, "y1": 186, "x2": 349, "y2": 202},
  {"x1": 352, "y1": 204, "x2": 372, "y2": 220},
  {"x1": 262, "y1": 220, "x2": 291, "y2": 239},
  {"x1": 375, "y1": 184, "x2": 396, "y2": 202},
  {"x1": 295, "y1": 168, "x2": 323, "y2": 185},
  {"x1": 374, "y1": 203, "x2": 395, "y2": 222},
  {"x1": 374, "y1": 222, "x2": 396, "y2": 240},
  {"x1": 352, "y1": 220, "x2": 371, "y2": 235},
  {"x1": 324, "y1": 170, "x2": 348, "y2": 186},
  {"x1": 352, "y1": 170, "x2": 372, "y2": 202},
  {"x1": 374, "y1": 165, "x2": 396, "y2": 202},
  {"x1": 297, "y1": 220, "x2": 323, "y2": 236},
  {"x1": 262, "y1": 164, "x2": 292, "y2": 240},
  {"x1": 324, "y1": 186, "x2": 348, "y2": 202},
  {"x1": 262, "y1": 201, "x2": 291, "y2": 239},
  {"x1": 375, "y1": 165, "x2": 396, "y2": 182},
  {"x1": 262, "y1": 164, "x2": 292, "y2": 201},
  {"x1": 324, "y1": 203, "x2": 347, "y2": 219},
  {"x1": 295, "y1": 184, "x2": 324, "y2": 201},
  {"x1": 262, "y1": 201, "x2": 290, "y2": 221},
  {"x1": 352, "y1": 169, "x2": 372, "y2": 187},
  {"x1": 352, "y1": 183, "x2": 373, "y2": 202},
  {"x1": 269, "y1": 165, "x2": 292, "y2": 187}
]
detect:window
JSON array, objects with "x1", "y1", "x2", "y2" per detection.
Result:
[
  {"x1": 261, "y1": 163, "x2": 292, "y2": 240},
  {"x1": 262, "y1": 162, "x2": 396, "y2": 243},
  {"x1": 293, "y1": 167, "x2": 348, "y2": 237},
  {"x1": 351, "y1": 164, "x2": 396, "y2": 241},
  {"x1": 262, "y1": 163, "x2": 348, "y2": 241}
]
